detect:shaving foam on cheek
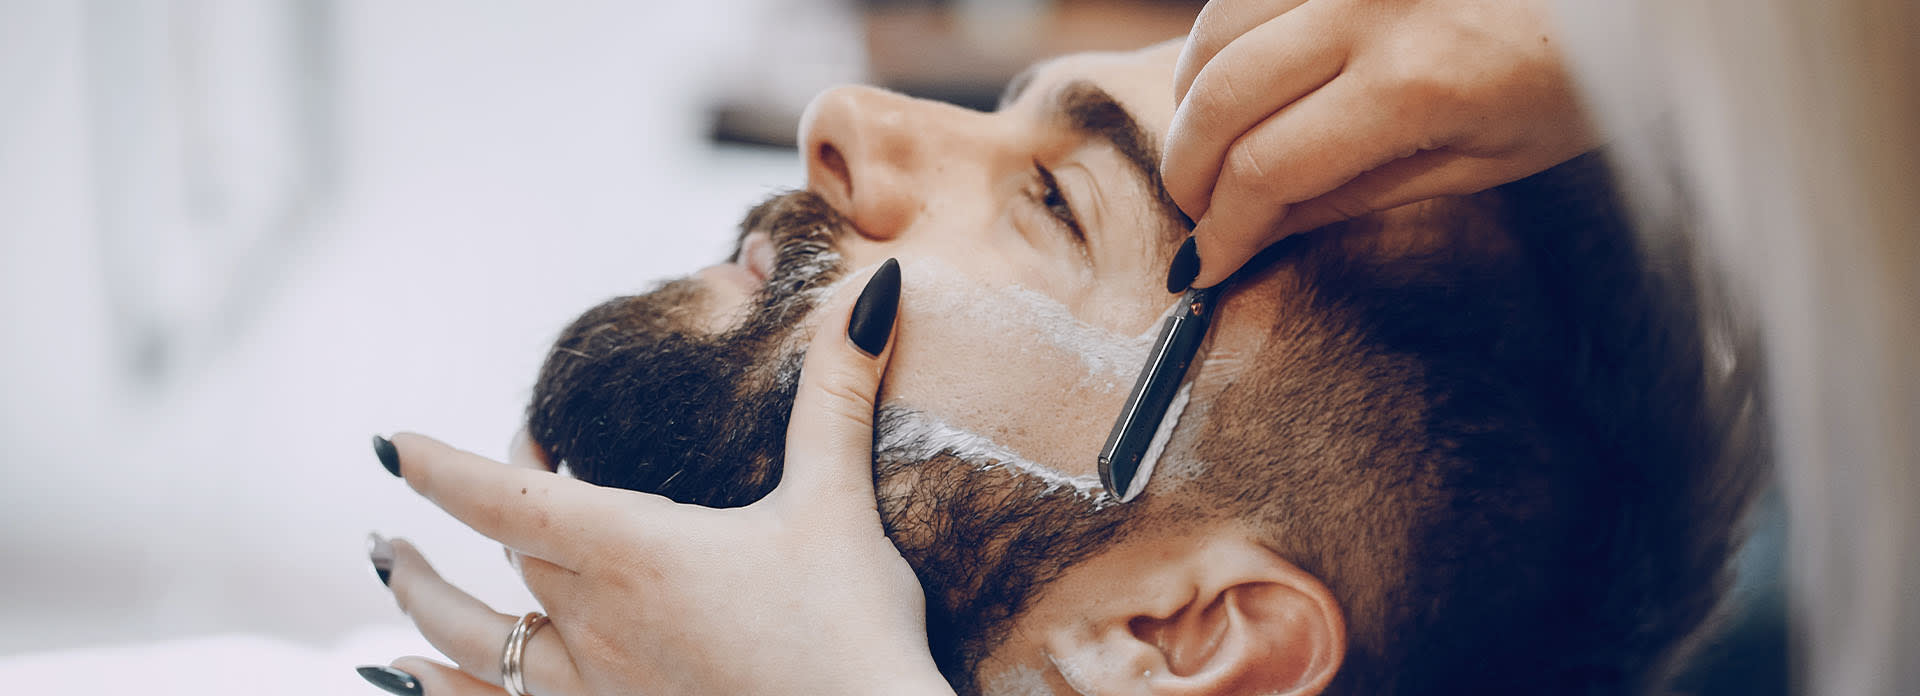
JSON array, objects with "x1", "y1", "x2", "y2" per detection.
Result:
[
  {"x1": 902, "y1": 260, "x2": 1159, "y2": 387},
  {"x1": 878, "y1": 408, "x2": 1111, "y2": 505},
  {"x1": 989, "y1": 286, "x2": 1158, "y2": 388},
  {"x1": 1044, "y1": 651, "x2": 1103, "y2": 696},
  {"x1": 878, "y1": 259, "x2": 1166, "y2": 482},
  {"x1": 831, "y1": 258, "x2": 1206, "y2": 499}
]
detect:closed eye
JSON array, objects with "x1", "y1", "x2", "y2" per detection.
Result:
[{"x1": 1029, "y1": 160, "x2": 1087, "y2": 246}]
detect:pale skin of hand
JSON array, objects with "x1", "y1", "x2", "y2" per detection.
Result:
[
  {"x1": 374, "y1": 266, "x2": 955, "y2": 696},
  {"x1": 1161, "y1": 0, "x2": 1599, "y2": 289}
]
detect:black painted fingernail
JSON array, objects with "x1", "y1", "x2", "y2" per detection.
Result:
[
  {"x1": 373, "y1": 434, "x2": 401, "y2": 478},
  {"x1": 368, "y1": 532, "x2": 394, "y2": 587},
  {"x1": 356, "y1": 665, "x2": 422, "y2": 695},
  {"x1": 1166, "y1": 236, "x2": 1200, "y2": 293},
  {"x1": 847, "y1": 258, "x2": 901, "y2": 357}
]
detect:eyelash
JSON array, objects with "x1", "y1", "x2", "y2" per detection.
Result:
[{"x1": 1028, "y1": 161, "x2": 1086, "y2": 245}]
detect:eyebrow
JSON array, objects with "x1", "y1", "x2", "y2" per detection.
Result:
[{"x1": 1006, "y1": 75, "x2": 1190, "y2": 255}]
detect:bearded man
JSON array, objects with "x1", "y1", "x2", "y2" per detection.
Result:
[{"x1": 363, "y1": 39, "x2": 1762, "y2": 696}]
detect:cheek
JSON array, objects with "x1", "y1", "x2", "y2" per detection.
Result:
[{"x1": 877, "y1": 260, "x2": 1157, "y2": 480}]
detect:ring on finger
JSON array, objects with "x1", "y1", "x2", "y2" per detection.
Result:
[{"x1": 501, "y1": 611, "x2": 551, "y2": 696}]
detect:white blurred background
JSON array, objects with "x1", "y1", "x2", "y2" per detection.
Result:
[
  {"x1": 0, "y1": 0, "x2": 813, "y2": 690},
  {"x1": 0, "y1": 0, "x2": 1821, "y2": 693},
  {"x1": 0, "y1": 1, "x2": 1198, "y2": 691}
]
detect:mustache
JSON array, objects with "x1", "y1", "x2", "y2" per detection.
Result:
[
  {"x1": 526, "y1": 189, "x2": 853, "y2": 497},
  {"x1": 733, "y1": 189, "x2": 854, "y2": 288},
  {"x1": 724, "y1": 189, "x2": 855, "y2": 332},
  {"x1": 526, "y1": 186, "x2": 1144, "y2": 692}
]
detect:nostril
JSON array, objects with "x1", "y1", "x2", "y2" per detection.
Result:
[{"x1": 817, "y1": 142, "x2": 852, "y2": 203}]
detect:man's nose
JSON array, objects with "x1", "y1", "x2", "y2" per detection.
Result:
[{"x1": 797, "y1": 85, "x2": 996, "y2": 240}]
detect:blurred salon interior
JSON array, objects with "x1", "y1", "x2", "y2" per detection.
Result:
[{"x1": 1, "y1": 1, "x2": 1911, "y2": 694}]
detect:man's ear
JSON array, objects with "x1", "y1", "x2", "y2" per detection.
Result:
[{"x1": 1039, "y1": 532, "x2": 1344, "y2": 696}]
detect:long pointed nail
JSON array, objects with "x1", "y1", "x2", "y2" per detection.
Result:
[
  {"x1": 1166, "y1": 236, "x2": 1200, "y2": 293},
  {"x1": 368, "y1": 533, "x2": 394, "y2": 587},
  {"x1": 356, "y1": 665, "x2": 422, "y2": 695},
  {"x1": 373, "y1": 435, "x2": 401, "y2": 478},
  {"x1": 847, "y1": 258, "x2": 901, "y2": 357}
]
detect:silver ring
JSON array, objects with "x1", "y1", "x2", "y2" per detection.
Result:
[{"x1": 501, "y1": 611, "x2": 551, "y2": 696}]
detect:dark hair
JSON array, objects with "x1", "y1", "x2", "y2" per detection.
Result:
[
  {"x1": 525, "y1": 156, "x2": 1762, "y2": 695},
  {"x1": 1183, "y1": 154, "x2": 1764, "y2": 696}
]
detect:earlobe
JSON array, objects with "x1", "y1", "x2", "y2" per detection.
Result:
[{"x1": 1043, "y1": 536, "x2": 1345, "y2": 696}]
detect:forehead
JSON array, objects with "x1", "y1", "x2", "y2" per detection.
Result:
[{"x1": 1023, "y1": 39, "x2": 1184, "y2": 145}]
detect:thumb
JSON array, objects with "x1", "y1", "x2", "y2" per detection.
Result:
[{"x1": 778, "y1": 258, "x2": 902, "y2": 506}]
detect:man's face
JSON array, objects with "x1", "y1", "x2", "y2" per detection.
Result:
[
  {"x1": 529, "y1": 39, "x2": 1345, "y2": 693},
  {"x1": 532, "y1": 33, "x2": 1731, "y2": 693},
  {"x1": 717, "y1": 39, "x2": 1200, "y2": 480}
]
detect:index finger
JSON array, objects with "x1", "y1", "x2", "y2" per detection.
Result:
[
  {"x1": 1173, "y1": 0, "x2": 1311, "y2": 104},
  {"x1": 386, "y1": 432, "x2": 668, "y2": 567},
  {"x1": 1163, "y1": 1, "x2": 1347, "y2": 218}
]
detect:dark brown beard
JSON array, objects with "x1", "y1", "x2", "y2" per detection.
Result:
[
  {"x1": 525, "y1": 190, "x2": 849, "y2": 507},
  {"x1": 524, "y1": 189, "x2": 1140, "y2": 693},
  {"x1": 526, "y1": 156, "x2": 1759, "y2": 696}
]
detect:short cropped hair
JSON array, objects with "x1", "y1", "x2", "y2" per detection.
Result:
[
  {"x1": 1183, "y1": 153, "x2": 1765, "y2": 696},
  {"x1": 526, "y1": 153, "x2": 1764, "y2": 695}
]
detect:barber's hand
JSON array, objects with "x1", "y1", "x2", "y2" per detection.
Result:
[
  {"x1": 363, "y1": 261, "x2": 953, "y2": 696},
  {"x1": 1161, "y1": 0, "x2": 1597, "y2": 289}
]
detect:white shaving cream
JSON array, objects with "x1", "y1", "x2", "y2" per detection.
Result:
[
  {"x1": 1043, "y1": 651, "x2": 1102, "y2": 696},
  {"x1": 829, "y1": 259, "x2": 1204, "y2": 502},
  {"x1": 879, "y1": 407, "x2": 1114, "y2": 506},
  {"x1": 903, "y1": 260, "x2": 1160, "y2": 389},
  {"x1": 991, "y1": 284, "x2": 1157, "y2": 385}
]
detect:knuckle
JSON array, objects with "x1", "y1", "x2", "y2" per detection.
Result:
[
  {"x1": 570, "y1": 623, "x2": 622, "y2": 667},
  {"x1": 595, "y1": 513, "x2": 670, "y2": 580},
  {"x1": 468, "y1": 496, "x2": 509, "y2": 531},
  {"x1": 452, "y1": 636, "x2": 501, "y2": 677},
  {"x1": 1389, "y1": 66, "x2": 1450, "y2": 114},
  {"x1": 1314, "y1": 189, "x2": 1378, "y2": 221},
  {"x1": 1185, "y1": 7, "x2": 1233, "y2": 65},
  {"x1": 1375, "y1": 39, "x2": 1455, "y2": 112},
  {"x1": 525, "y1": 502, "x2": 554, "y2": 531},
  {"x1": 1185, "y1": 68, "x2": 1242, "y2": 129},
  {"x1": 805, "y1": 362, "x2": 880, "y2": 413},
  {"x1": 1328, "y1": 193, "x2": 1376, "y2": 220},
  {"x1": 814, "y1": 375, "x2": 881, "y2": 427},
  {"x1": 1380, "y1": 84, "x2": 1453, "y2": 152},
  {"x1": 1223, "y1": 140, "x2": 1274, "y2": 195}
]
